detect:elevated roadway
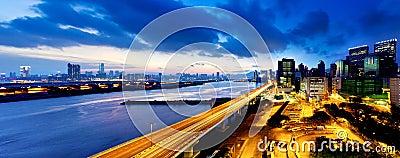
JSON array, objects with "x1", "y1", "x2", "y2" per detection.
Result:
[{"x1": 91, "y1": 82, "x2": 275, "y2": 158}]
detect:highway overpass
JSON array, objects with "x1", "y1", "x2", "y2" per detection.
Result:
[{"x1": 91, "y1": 82, "x2": 275, "y2": 158}]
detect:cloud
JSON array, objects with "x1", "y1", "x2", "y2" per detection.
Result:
[
  {"x1": 289, "y1": 11, "x2": 330, "y2": 38},
  {"x1": 0, "y1": 44, "x2": 127, "y2": 65},
  {"x1": 0, "y1": 0, "x2": 134, "y2": 49},
  {"x1": 0, "y1": 0, "x2": 42, "y2": 22},
  {"x1": 197, "y1": 51, "x2": 223, "y2": 58},
  {"x1": 357, "y1": 1, "x2": 400, "y2": 39},
  {"x1": 219, "y1": 0, "x2": 289, "y2": 53},
  {"x1": 0, "y1": 0, "x2": 286, "y2": 58},
  {"x1": 217, "y1": 33, "x2": 228, "y2": 43},
  {"x1": 1, "y1": 0, "x2": 400, "y2": 73},
  {"x1": 325, "y1": 34, "x2": 346, "y2": 46},
  {"x1": 70, "y1": 3, "x2": 107, "y2": 19},
  {"x1": 58, "y1": 24, "x2": 100, "y2": 35},
  {"x1": 0, "y1": 44, "x2": 128, "y2": 73}
]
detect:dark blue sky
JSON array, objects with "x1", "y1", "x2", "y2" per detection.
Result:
[{"x1": 0, "y1": 0, "x2": 399, "y2": 74}]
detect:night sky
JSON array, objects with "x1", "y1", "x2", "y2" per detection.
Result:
[{"x1": 0, "y1": 0, "x2": 399, "y2": 74}]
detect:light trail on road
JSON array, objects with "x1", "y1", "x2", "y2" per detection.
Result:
[{"x1": 91, "y1": 83, "x2": 274, "y2": 158}]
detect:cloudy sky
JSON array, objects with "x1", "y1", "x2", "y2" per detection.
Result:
[{"x1": 0, "y1": 0, "x2": 399, "y2": 75}]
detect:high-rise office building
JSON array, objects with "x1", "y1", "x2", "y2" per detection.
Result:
[
  {"x1": 115, "y1": 71, "x2": 120, "y2": 77},
  {"x1": 335, "y1": 60, "x2": 348, "y2": 78},
  {"x1": 298, "y1": 63, "x2": 305, "y2": 77},
  {"x1": 158, "y1": 73, "x2": 162, "y2": 81},
  {"x1": 20, "y1": 66, "x2": 31, "y2": 78},
  {"x1": 318, "y1": 60, "x2": 325, "y2": 77},
  {"x1": 67, "y1": 63, "x2": 80, "y2": 79},
  {"x1": 99, "y1": 63, "x2": 105, "y2": 73},
  {"x1": 390, "y1": 78, "x2": 400, "y2": 108},
  {"x1": 96, "y1": 63, "x2": 107, "y2": 78},
  {"x1": 295, "y1": 70, "x2": 301, "y2": 92},
  {"x1": 268, "y1": 69, "x2": 274, "y2": 80},
  {"x1": 301, "y1": 77, "x2": 328, "y2": 99},
  {"x1": 108, "y1": 70, "x2": 114, "y2": 78},
  {"x1": 254, "y1": 70, "x2": 261, "y2": 83},
  {"x1": 9, "y1": 72, "x2": 16, "y2": 78},
  {"x1": 348, "y1": 45, "x2": 369, "y2": 78},
  {"x1": 364, "y1": 55, "x2": 380, "y2": 78},
  {"x1": 0, "y1": 73, "x2": 6, "y2": 79},
  {"x1": 329, "y1": 63, "x2": 337, "y2": 77},
  {"x1": 310, "y1": 68, "x2": 319, "y2": 77},
  {"x1": 260, "y1": 70, "x2": 268, "y2": 82},
  {"x1": 277, "y1": 58, "x2": 295, "y2": 87},
  {"x1": 373, "y1": 39, "x2": 397, "y2": 78},
  {"x1": 304, "y1": 66, "x2": 309, "y2": 77}
]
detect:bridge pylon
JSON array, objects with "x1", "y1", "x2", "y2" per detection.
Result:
[{"x1": 183, "y1": 140, "x2": 200, "y2": 158}]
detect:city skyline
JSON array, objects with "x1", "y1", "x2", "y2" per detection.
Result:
[
  {"x1": 2, "y1": 38, "x2": 397, "y2": 78},
  {"x1": 1, "y1": 0, "x2": 400, "y2": 74}
]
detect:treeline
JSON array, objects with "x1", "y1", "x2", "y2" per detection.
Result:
[{"x1": 325, "y1": 103, "x2": 400, "y2": 149}]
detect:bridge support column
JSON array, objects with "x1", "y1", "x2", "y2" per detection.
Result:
[
  {"x1": 237, "y1": 107, "x2": 242, "y2": 115},
  {"x1": 183, "y1": 144, "x2": 200, "y2": 158},
  {"x1": 221, "y1": 120, "x2": 226, "y2": 129}
]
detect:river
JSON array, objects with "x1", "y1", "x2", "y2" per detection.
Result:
[{"x1": 0, "y1": 81, "x2": 260, "y2": 157}]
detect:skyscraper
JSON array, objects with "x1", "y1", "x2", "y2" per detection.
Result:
[
  {"x1": 67, "y1": 63, "x2": 80, "y2": 80},
  {"x1": 295, "y1": 70, "x2": 301, "y2": 92},
  {"x1": 310, "y1": 68, "x2": 319, "y2": 77},
  {"x1": 254, "y1": 70, "x2": 261, "y2": 83},
  {"x1": 97, "y1": 63, "x2": 106, "y2": 78},
  {"x1": 318, "y1": 60, "x2": 325, "y2": 77},
  {"x1": 304, "y1": 66, "x2": 309, "y2": 77},
  {"x1": 364, "y1": 55, "x2": 380, "y2": 78},
  {"x1": 0, "y1": 73, "x2": 6, "y2": 80},
  {"x1": 268, "y1": 69, "x2": 274, "y2": 80},
  {"x1": 330, "y1": 63, "x2": 337, "y2": 78},
  {"x1": 298, "y1": 63, "x2": 305, "y2": 78},
  {"x1": 335, "y1": 60, "x2": 348, "y2": 78},
  {"x1": 373, "y1": 39, "x2": 397, "y2": 78},
  {"x1": 390, "y1": 78, "x2": 400, "y2": 108},
  {"x1": 9, "y1": 72, "x2": 16, "y2": 78},
  {"x1": 277, "y1": 58, "x2": 295, "y2": 87},
  {"x1": 109, "y1": 70, "x2": 114, "y2": 78},
  {"x1": 20, "y1": 66, "x2": 31, "y2": 78},
  {"x1": 99, "y1": 63, "x2": 105, "y2": 73},
  {"x1": 348, "y1": 45, "x2": 369, "y2": 78}
]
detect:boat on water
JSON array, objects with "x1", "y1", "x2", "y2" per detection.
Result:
[
  {"x1": 120, "y1": 99, "x2": 213, "y2": 105},
  {"x1": 120, "y1": 98, "x2": 233, "y2": 107}
]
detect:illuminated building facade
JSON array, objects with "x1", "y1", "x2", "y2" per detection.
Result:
[
  {"x1": 277, "y1": 58, "x2": 295, "y2": 87},
  {"x1": 20, "y1": 66, "x2": 31, "y2": 78},
  {"x1": 347, "y1": 45, "x2": 369, "y2": 78},
  {"x1": 67, "y1": 63, "x2": 80, "y2": 80}
]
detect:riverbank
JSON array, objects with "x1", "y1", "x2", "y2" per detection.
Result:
[{"x1": 0, "y1": 80, "x2": 218, "y2": 103}]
